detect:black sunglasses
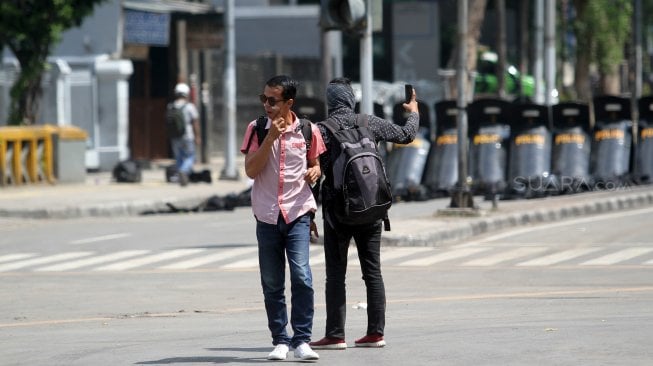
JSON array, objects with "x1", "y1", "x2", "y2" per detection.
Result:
[{"x1": 259, "y1": 94, "x2": 288, "y2": 106}]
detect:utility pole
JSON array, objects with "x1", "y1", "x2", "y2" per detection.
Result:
[
  {"x1": 322, "y1": 30, "x2": 333, "y2": 95},
  {"x1": 534, "y1": 0, "x2": 544, "y2": 104},
  {"x1": 448, "y1": 0, "x2": 475, "y2": 210},
  {"x1": 634, "y1": 0, "x2": 642, "y2": 100},
  {"x1": 359, "y1": 0, "x2": 373, "y2": 115},
  {"x1": 220, "y1": 0, "x2": 238, "y2": 180},
  {"x1": 544, "y1": 0, "x2": 556, "y2": 107},
  {"x1": 320, "y1": 0, "x2": 362, "y2": 105},
  {"x1": 632, "y1": 0, "x2": 642, "y2": 178}
]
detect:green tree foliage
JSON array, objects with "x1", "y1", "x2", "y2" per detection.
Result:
[
  {"x1": 587, "y1": 0, "x2": 631, "y2": 75},
  {"x1": 0, "y1": 0, "x2": 106, "y2": 125},
  {"x1": 641, "y1": 0, "x2": 653, "y2": 94},
  {"x1": 572, "y1": 0, "x2": 632, "y2": 98}
]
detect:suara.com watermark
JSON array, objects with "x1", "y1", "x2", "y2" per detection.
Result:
[{"x1": 511, "y1": 175, "x2": 633, "y2": 193}]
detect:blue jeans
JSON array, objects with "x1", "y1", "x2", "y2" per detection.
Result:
[
  {"x1": 256, "y1": 213, "x2": 314, "y2": 348},
  {"x1": 171, "y1": 138, "x2": 195, "y2": 174}
]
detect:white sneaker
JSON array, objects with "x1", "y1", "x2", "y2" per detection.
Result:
[
  {"x1": 267, "y1": 344, "x2": 289, "y2": 361},
  {"x1": 294, "y1": 342, "x2": 319, "y2": 360}
]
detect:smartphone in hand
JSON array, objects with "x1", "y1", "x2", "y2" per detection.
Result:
[{"x1": 404, "y1": 84, "x2": 414, "y2": 103}]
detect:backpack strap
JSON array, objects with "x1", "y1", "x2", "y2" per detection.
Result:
[
  {"x1": 321, "y1": 114, "x2": 368, "y2": 132},
  {"x1": 244, "y1": 116, "x2": 313, "y2": 154},
  {"x1": 319, "y1": 117, "x2": 341, "y2": 136},
  {"x1": 255, "y1": 115, "x2": 268, "y2": 145},
  {"x1": 244, "y1": 115, "x2": 268, "y2": 154},
  {"x1": 298, "y1": 118, "x2": 313, "y2": 153}
]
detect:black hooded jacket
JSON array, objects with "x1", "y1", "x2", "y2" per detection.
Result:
[{"x1": 317, "y1": 82, "x2": 419, "y2": 202}]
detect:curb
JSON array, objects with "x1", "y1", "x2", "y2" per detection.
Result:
[
  {"x1": 0, "y1": 196, "x2": 209, "y2": 220},
  {"x1": 381, "y1": 189, "x2": 653, "y2": 247}
]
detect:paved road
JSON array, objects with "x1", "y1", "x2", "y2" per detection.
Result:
[
  {"x1": 1, "y1": 205, "x2": 652, "y2": 365},
  {"x1": 2, "y1": 206, "x2": 653, "y2": 274}
]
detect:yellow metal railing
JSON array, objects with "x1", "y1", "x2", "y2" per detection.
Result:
[{"x1": 0, "y1": 126, "x2": 56, "y2": 186}]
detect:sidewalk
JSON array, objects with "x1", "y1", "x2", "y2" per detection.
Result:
[
  {"x1": 1, "y1": 156, "x2": 653, "y2": 246},
  {"x1": 0, "y1": 158, "x2": 251, "y2": 219}
]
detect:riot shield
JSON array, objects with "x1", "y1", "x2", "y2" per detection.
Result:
[
  {"x1": 423, "y1": 100, "x2": 459, "y2": 197},
  {"x1": 507, "y1": 103, "x2": 553, "y2": 198},
  {"x1": 636, "y1": 96, "x2": 653, "y2": 184},
  {"x1": 468, "y1": 98, "x2": 512, "y2": 197},
  {"x1": 591, "y1": 96, "x2": 633, "y2": 188},
  {"x1": 551, "y1": 102, "x2": 592, "y2": 193},
  {"x1": 355, "y1": 102, "x2": 386, "y2": 119},
  {"x1": 292, "y1": 97, "x2": 326, "y2": 122},
  {"x1": 385, "y1": 100, "x2": 431, "y2": 200}
]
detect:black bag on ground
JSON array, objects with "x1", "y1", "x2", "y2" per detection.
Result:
[
  {"x1": 113, "y1": 160, "x2": 142, "y2": 183},
  {"x1": 189, "y1": 169, "x2": 212, "y2": 183},
  {"x1": 166, "y1": 165, "x2": 212, "y2": 184},
  {"x1": 197, "y1": 194, "x2": 236, "y2": 211}
]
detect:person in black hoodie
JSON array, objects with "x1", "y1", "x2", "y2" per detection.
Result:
[{"x1": 310, "y1": 78, "x2": 419, "y2": 349}]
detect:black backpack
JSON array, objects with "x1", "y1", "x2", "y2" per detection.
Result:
[
  {"x1": 319, "y1": 115, "x2": 392, "y2": 229},
  {"x1": 166, "y1": 102, "x2": 187, "y2": 138},
  {"x1": 244, "y1": 115, "x2": 312, "y2": 153}
]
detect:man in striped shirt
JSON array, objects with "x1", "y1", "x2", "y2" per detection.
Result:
[{"x1": 240, "y1": 75, "x2": 326, "y2": 361}]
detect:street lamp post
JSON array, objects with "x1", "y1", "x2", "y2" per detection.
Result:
[{"x1": 359, "y1": 0, "x2": 373, "y2": 115}]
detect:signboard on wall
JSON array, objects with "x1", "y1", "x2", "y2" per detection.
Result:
[
  {"x1": 392, "y1": 2, "x2": 440, "y2": 83},
  {"x1": 124, "y1": 10, "x2": 170, "y2": 46},
  {"x1": 186, "y1": 15, "x2": 224, "y2": 49}
]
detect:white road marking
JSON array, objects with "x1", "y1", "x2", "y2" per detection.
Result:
[
  {"x1": 517, "y1": 248, "x2": 602, "y2": 266},
  {"x1": 398, "y1": 247, "x2": 491, "y2": 266},
  {"x1": 35, "y1": 250, "x2": 151, "y2": 271},
  {"x1": 3, "y1": 244, "x2": 652, "y2": 272},
  {"x1": 221, "y1": 245, "x2": 355, "y2": 269},
  {"x1": 0, "y1": 252, "x2": 93, "y2": 272},
  {"x1": 381, "y1": 247, "x2": 434, "y2": 262},
  {"x1": 94, "y1": 249, "x2": 206, "y2": 271},
  {"x1": 580, "y1": 247, "x2": 653, "y2": 265},
  {"x1": 456, "y1": 206, "x2": 653, "y2": 246},
  {"x1": 0, "y1": 253, "x2": 37, "y2": 264},
  {"x1": 221, "y1": 258, "x2": 259, "y2": 269},
  {"x1": 309, "y1": 247, "x2": 325, "y2": 265},
  {"x1": 70, "y1": 233, "x2": 132, "y2": 245},
  {"x1": 462, "y1": 247, "x2": 548, "y2": 266},
  {"x1": 159, "y1": 247, "x2": 258, "y2": 270}
]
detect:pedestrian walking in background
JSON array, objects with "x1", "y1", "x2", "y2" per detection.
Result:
[
  {"x1": 167, "y1": 83, "x2": 200, "y2": 186},
  {"x1": 240, "y1": 75, "x2": 326, "y2": 361},
  {"x1": 310, "y1": 77, "x2": 419, "y2": 350}
]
